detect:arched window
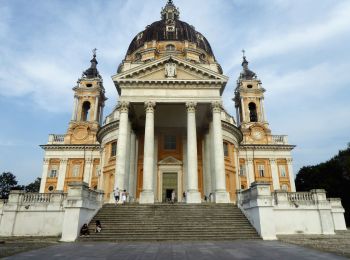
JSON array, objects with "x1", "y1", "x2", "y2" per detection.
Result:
[
  {"x1": 223, "y1": 142, "x2": 229, "y2": 157},
  {"x1": 81, "y1": 101, "x2": 91, "y2": 121},
  {"x1": 248, "y1": 102, "x2": 258, "y2": 122},
  {"x1": 166, "y1": 44, "x2": 176, "y2": 51}
]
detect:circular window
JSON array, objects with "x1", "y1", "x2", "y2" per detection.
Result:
[
  {"x1": 48, "y1": 186, "x2": 54, "y2": 192},
  {"x1": 86, "y1": 84, "x2": 93, "y2": 88},
  {"x1": 247, "y1": 84, "x2": 253, "y2": 89}
]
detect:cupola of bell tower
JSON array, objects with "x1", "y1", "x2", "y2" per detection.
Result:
[
  {"x1": 64, "y1": 49, "x2": 107, "y2": 145},
  {"x1": 234, "y1": 51, "x2": 271, "y2": 144}
]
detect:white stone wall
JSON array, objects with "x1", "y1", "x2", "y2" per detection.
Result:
[
  {"x1": 238, "y1": 183, "x2": 347, "y2": 240},
  {"x1": 0, "y1": 183, "x2": 103, "y2": 241},
  {"x1": 0, "y1": 192, "x2": 66, "y2": 237}
]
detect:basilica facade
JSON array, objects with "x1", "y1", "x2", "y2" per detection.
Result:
[{"x1": 39, "y1": 0, "x2": 296, "y2": 204}]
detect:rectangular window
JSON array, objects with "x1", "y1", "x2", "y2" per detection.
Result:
[
  {"x1": 279, "y1": 165, "x2": 287, "y2": 177},
  {"x1": 49, "y1": 169, "x2": 57, "y2": 178},
  {"x1": 95, "y1": 166, "x2": 100, "y2": 177},
  {"x1": 72, "y1": 165, "x2": 80, "y2": 177},
  {"x1": 258, "y1": 165, "x2": 265, "y2": 177},
  {"x1": 164, "y1": 135, "x2": 176, "y2": 150},
  {"x1": 223, "y1": 143, "x2": 229, "y2": 157},
  {"x1": 239, "y1": 164, "x2": 246, "y2": 176},
  {"x1": 111, "y1": 142, "x2": 117, "y2": 157}
]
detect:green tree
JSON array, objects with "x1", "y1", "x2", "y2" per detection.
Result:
[
  {"x1": 0, "y1": 172, "x2": 20, "y2": 199},
  {"x1": 296, "y1": 145, "x2": 350, "y2": 226},
  {"x1": 25, "y1": 177, "x2": 41, "y2": 193}
]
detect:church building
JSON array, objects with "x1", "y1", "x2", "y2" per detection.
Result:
[{"x1": 39, "y1": 0, "x2": 296, "y2": 204}]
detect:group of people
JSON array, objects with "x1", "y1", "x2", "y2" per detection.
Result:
[
  {"x1": 80, "y1": 220, "x2": 102, "y2": 236},
  {"x1": 114, "y1": 187, "x2": 128, "y2": 205}
]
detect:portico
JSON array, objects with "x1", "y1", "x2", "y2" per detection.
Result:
[{"x1": 113, "y1": 100, "x2": 230, "y2": 204}]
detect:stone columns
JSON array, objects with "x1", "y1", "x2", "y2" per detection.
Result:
[
  {"x1": 115, "y1": 101, "x2": 129, "y2": 191},
  {"x1": 269, "y1": 159, "x2": 280, "y2": 190},
  {"x1": 241, "y1": 98, "x2": 246, "y2": 122},
  {"x1": 124, "y1": 122, "x2": 132, "y2": 193},
  {"x1": 140, "y1": 101, "x2": 156, "y2": 204},
  {"x1": 287, "y1": 158, "x2": 296, "y2": 192},
  {"x1": 246, "y1": 158, "x2": 255, "y2": 187},
  {"x1": 185, "y1": 102, "x2": 201, "y2": 203},
  {"x1": 57, "y1": 158, "x2": 68, "y2": 191},
  {"x1": 211, "y1": 102, "x2": 229, "y2": 203},
  {"x1": 83, "y1": 158, "x2": 93, "y2": 185},
  {"x1": 97, "y1": 147, "x2": 105, "y2": 190},
  {"x1": 94, "y1": 96, "x2": 99, "y2": 122},
  {"x1": 261, "y1": 98, "x2": 267, "y2": 122},
  {"x1": 128, "y1": 131, "x2": 137, "y2": 200},
  {"x1": 39, "y1": 158, "x2": 50, "y2": 193},
  {"x1": 71, "y1": 96, "x2": 78, "y2": 121},
  {"x1": 203, "y1": 133, "x2": 212, "y2": 197}
]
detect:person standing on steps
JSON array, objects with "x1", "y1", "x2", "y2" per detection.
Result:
[
  {"x1": 171, "y1": 190, "x2": 176, "y2": 204},
  {"x1": 121, "y1": 189, "x2": 128, "y2": 205},
  {"x1": 114, "y1": 187, "x2": 120, "y2": 206}
]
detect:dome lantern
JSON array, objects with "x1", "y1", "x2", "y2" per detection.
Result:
[{"x1": 161, "y1": 0, "x2": 180, "y2": 22}]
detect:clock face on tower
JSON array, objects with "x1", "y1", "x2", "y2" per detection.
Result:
[{"x1": 251, "y1": 128, "x2": 264, "y2": 141}]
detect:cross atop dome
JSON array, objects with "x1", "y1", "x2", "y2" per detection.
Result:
[{"x1": 161, "y1": 0, "x2": 180, "y2": 21}]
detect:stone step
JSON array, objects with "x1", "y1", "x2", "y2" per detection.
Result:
[{"x1": 81, "y1": 204, "x2": 260, "y2": 242}]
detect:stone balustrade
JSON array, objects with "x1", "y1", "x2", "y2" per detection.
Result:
[
  {"x1": 21, "y1": 192, "x2": 67, "y2": 204},
  {"x1": 237, "y1": 183, "x2": 347, "y2": 239},
  {"x1": 271, "y1": 135, "x2": 288, "y2": 144},
  {"x1": 48, "y1": 134, "x2": 65, "y2": 144}
]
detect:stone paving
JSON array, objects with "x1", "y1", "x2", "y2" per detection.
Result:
[
  {"x1": 278, "y1": 230, "x2": 350, "y2": 259},
  {"x1": 2, "y1": 240, "x2": 347, "y2": 260},
  {"x1": 0, "y1": 237, "x2": 59, "y2": 258}
]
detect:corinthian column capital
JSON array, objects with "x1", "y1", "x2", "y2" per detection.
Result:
[
  {"x1": 211, "y1": 101, "x2": 222, "y2": 113},
  {"x1": 186, "y1": 102, "x2": 197, "y2": 113},
  {"x1": 118, "y1": 101, "x2": 130, "y2": 113},
  {"x1": 144, "y1": 101, "x2": 156, "y2": 113}
]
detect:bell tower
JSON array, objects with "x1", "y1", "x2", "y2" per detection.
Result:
[
  {"x1": 234, "y1": 51, "x2": 271, "y2": 144},
  {"x1": 65, "y1": 49, "x2": 107, "y2": 144}
]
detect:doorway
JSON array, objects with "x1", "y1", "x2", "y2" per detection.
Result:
[{"x1": 162, "y1": 172, "x2": 177, "y2": 203}]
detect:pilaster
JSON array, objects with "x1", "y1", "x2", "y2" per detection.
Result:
[
  {"x1": 39, "y1": 158, "x2": 50, "y2": 193},
  {"x1": 57, "y1": 158, "x2": 68, "y2": 191}
]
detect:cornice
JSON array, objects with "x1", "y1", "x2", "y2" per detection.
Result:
[
  {"x1": 97, "y1": 121, "x2": 119, "y2": 143},
  {"x1": 240, "y1": 144, "x2": 296, "y2": 151},
  {"x1": 222, "y1": 121, "x2": 243, "y2": 143},
  {"x1": 40, "y1": 144, "x2": 101, "y2": 151}
]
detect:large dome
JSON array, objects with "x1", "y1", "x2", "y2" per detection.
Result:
[
  {"x1": 126, "y1": 19, "x2": 214, "y2": 57},
  {"x1": 124, "y1": 0, "x2": 216, "y2": 63}
]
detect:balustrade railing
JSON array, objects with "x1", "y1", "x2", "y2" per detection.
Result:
[
  {"x1": 271, "y1": 135, "x2": 288, "y2": 144},
  {"x1": 20, "y1": 192, "x2": 67, "y2": 204},
  {"x1": 48, "y1": 134, "x2": 65, "y2": 144},
  {"x1": 288, "y1": 192, "x2": 315, "y2": 204}
]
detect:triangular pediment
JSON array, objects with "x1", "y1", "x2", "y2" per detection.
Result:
[
  {"x1": 112, "y1": 55, "x2": 228, "y2": 83},
  {"x1": 158, "y1": 156, "x2": 182, "y2": 165}
]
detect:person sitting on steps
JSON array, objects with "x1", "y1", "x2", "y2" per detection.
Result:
[
  {"x1": 95, "y1": 220, "x2": 102, "y2": 233},
  {"x1": 80, "y1": 223, "x2": 90, "y2": 236}
]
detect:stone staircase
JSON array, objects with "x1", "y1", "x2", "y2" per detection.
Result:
[{"x1": 80, "y1": 204, "x2": 260, "y2": 241}]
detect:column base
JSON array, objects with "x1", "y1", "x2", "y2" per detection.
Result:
[
  {"x1": 186, "y1": 191, "x2": 202, "y2": 204},
  {"x1": 139, "y1": 190, "x2": 155, "y2": 204},
  {"x1": 215, "y1": 191, "x2": 230, "y2": 203}
]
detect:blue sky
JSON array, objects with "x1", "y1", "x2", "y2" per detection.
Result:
[{"x1": 0, "y1": 0, "x2": 349, "y2": 185}]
